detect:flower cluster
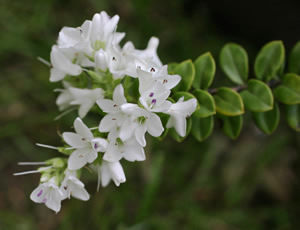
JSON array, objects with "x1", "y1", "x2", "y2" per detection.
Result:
[{"x1": 16, "y1": 11, "x2": 197, "y2": 213}]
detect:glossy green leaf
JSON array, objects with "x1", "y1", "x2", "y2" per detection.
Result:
[
  {"x1": 213, "y1": 87, "x2": 244, "y2": 116},
  {"x1": 172, "y1": 60, "x2": 195, "y2": 92},
  {"x1": 240, "y1": 79, "x2": 274, "y2": 112},
  {"x1": 220, "y1": 43, "x2": 248, "y2": 85},
  {"x1": 193, "y1": 89, "x2": 216, "y2": 118},
  {"x1": 274, "y1": 73, "x2": 300, "y2": 104},
  {"x1": 191, "y1": 116, "x2": 214, "y2": 141},
  {"x1": 193, "y1": 52, "x2": 215, "y2": 89},
  {"x1": 254, "y1": 41, "x2": 285, "y2": 82},
  {"x1": 285, "y1": 104, "x2": 300, "y2": 131},
  {"x1": 288, "y1": 41, "x2": 300, "y2": 74},
  {"x1": 219, "y1": 114, "x2": 243, "y2": 139},
  {"x1": 253, "y1": 103, "x2": 280, "y2": 134},
  {"x1": 172, "y1": 91, "x2": 196, "y2": 101},
  {"x1": 167, "y1": 62, "x2": 178, "y2": 74}
]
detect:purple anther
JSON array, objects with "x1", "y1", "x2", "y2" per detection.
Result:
[
  {"x1": 149, "y1": 92, "x2": 154, "y2": 97},
  {"x1": 151, "y1": 99, "x2": 157, "y2": 104},
  {"x1": 94, "y1": 143, "x2": 98, "y2": 149},
  {"x1": 37, "y1": 190, "x2": 43, "y2": 197},
  {"x1": 42, "y1": 198, "x2": 47, "y2": 203}
]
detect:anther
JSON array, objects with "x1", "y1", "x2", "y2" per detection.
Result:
[
  {"x1": 150, "y1": 67, "x2": 155, "y2": 72},
  {"x1": 149, "y1": 92, "x2": 154, "y2": 97}
]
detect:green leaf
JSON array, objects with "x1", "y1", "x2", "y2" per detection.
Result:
[
  {"x1": 193, "y1": 89, "x2": 216, "y2": 118},
  {"x1": 167, "y1": 62, "x2": 178, "y2": 74},
  {"x1": 172, "y1": 60, "x2": 195, "y2": 92},
  {"x1": 191, "y1": 116, "x2": 214, "y2": 141},
  {"x1": 274, "y1": 73, "x2": 300, "y2": 104},
  {"x1": 240, "y1": 79, "x2": 274, "y2": 112},
  {"x1": 254, "y1": 41, "x2": 285, "y2": 82},
  {"x1": 220, "y1": 43, "x2": 248, "y2": 85},
  {"x1": 193, "y1": 52, "x2": 215, "y2": 89},
  {"x1": 253, "y1": 103, "x2": 280, "y2": 134},
  {"x1": 285, "y1": 104, "x2": 300, "y2": 131},
  {"x1": 213, "y1": 87, "x2": 244, "y2": 116},
  {"x1": 219, "y1": 114, "x2": 243, "y2": 139},
  {"x1": 288, "y1": 41, "x2": 300, "y2": 74},
  {"x1": 172, "y1": 91, "x2": 196, "y2": 101}
]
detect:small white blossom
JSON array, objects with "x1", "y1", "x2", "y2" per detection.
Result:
[
  {"x1": 69, "y1": 87, "x2": 105, "y2": 118},
  {"x1": 30, "y1": 177, "x2": 64, "y2": 213},
  {"x1": 104, "y1": 134, "x2": 145, "y2": 162},
  {"x1": 63, "y1": 118, "x2": 108, "y2": 170},
  {"x1": 121, "y1": 103, "x2": 164, "y2": 147},
  {"x1": 95, "y1": 160, "x2": 126, "y2": 189},
  {"x1": 60, "y1": 170, "x2": 90, "y2": 201},
  {"x1": 55, "y1": 82, "x2": 74, "y2": 111},
  {"x1": 166, "y1": 97, "x2": 197, "y2": 137},
  {"x1": 50, "y1": 46, "x2": 82, "y2": 82}
]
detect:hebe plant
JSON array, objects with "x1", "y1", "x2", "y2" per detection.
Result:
[{"x1": 15, "y1": 11, "x2": 300, "y2": 213}]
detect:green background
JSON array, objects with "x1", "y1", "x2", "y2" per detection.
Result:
[{"x1": 0, "y1": 0, "x2": 299, "y2": 229}]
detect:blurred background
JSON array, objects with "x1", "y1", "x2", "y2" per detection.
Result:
[{"x1": 0, "y1": 0, "x2": 300, "y2": 229}]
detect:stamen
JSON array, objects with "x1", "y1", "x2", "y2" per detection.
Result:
[
  {"x1": 94, "y1": 143, "x2": 98, "y2": 149},
  {"x1": 82, "y1": 138, "x2": 86, "y2": 141},
  {"x1": 55, "y1": 107, "x2": 77, "y2": 120},
  {"x1": 112, "y1": 57, "x2": 116, "y2": 61},
  {"x1": 151, "y1": 99, "x2": 157, "y2": 104},
  {"x1": 13, "y1": 166, "x2": 53, "y2": 176},
  {"x1": 36, "y1": 143, "x2": 59, "y2": 150},
  {"x1": 149, "y1": 92, "x2": 154, "y2": 97},
  {"x1": 37, "y1": 57, "x2": 51, "y2": 67},
  {"x1": 113, "y1": 104, "x2": 118, "y2": 107},
  {"x1": 163, "y1": 79, "x2": 168, "y2": 84},
  {"x1": 89, "y1": 127, "x2": 98, "y2": 130},
  {"x1": 150, "y1": 67, "x2": 155, "y2": 72},
  {"x1": 18, "y1": 162, "x2": 46, "y2": 166}
]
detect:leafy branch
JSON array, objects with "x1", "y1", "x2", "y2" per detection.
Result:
[{"x1": 167, "y1": 40, "x2": 300, "y2": 141}]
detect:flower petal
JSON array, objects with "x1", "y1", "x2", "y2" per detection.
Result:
[
  {"x1": 147, "y1": 113, "x2": 164, "y2": 137},
  {"x1": 135, "y1": 125, "x2": 147, "y2": 147},
  {"x1": 99, "y1": 114, "x2": 117, "y2": 132},
  {"x1": 103, "y1": 144, "x2": 122, "y2": 162},
  {"x1": 124, "y1": 144, "x2": 145, "y2": 162},
  {"x1": 68, "y1": 148, "x2": 94, "y2": 170},
  {"x1": 96, "y1": 99, "x2": 115, "y2": 113},
  {"x1": 113, "y1": 84, "x2": 127, "y2": 105},
  {"x1": 74, "y1": 117, "x2": 93, "y2": 140},
  {"x1": 63, "y1": 132, "x2": 89, "y2": 148}
]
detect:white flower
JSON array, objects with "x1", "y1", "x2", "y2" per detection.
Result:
[
  {"x1": 63, "y1": 118, "x2": 108, "y2": 170},
  {"x1": 95, "y1": 160, "x2": 126, "y2": 189},
  {"x1": 165, "y1": 97, "x2": 197, "y2": 137},
  {"x1": 90, "y1": 11, "x2": 121, "y2": 51},
  {"x1": 104, "y1": 135, "x2": 145, "y2": 162},
  {"x1": 69, "y1": 87, "x2": 105, "y2": 118},
  {"x1": 55, "y1": 82, "x2": 74, "y2": 111},
  {"x1": 30, "y1": 177, "x2": 64, "y2": 213},
  {"x1": 60, "y1": 170, "x2": 90, "y2": 201},
  {"x1": 95, "y1": 45, "x2": 138, "y2": 79},
  {"x1": 58, "y1": 20, "x2": 92, "y2": 50},
  {"x1": 97, "y1": 84, "x2": 136, "y2": 141},
  {"x1": 50, "y1": 46, "x2": 82, "y2": 82},
  {"x1": 137, "y1": 66, "x2": 181, "y2": 93},
  {"x1": 121, "y1": 104, "x2": 164, "y2": 147},
  {"x1": 139, "y1": 82, "x2": 172, "y2": 113}
]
